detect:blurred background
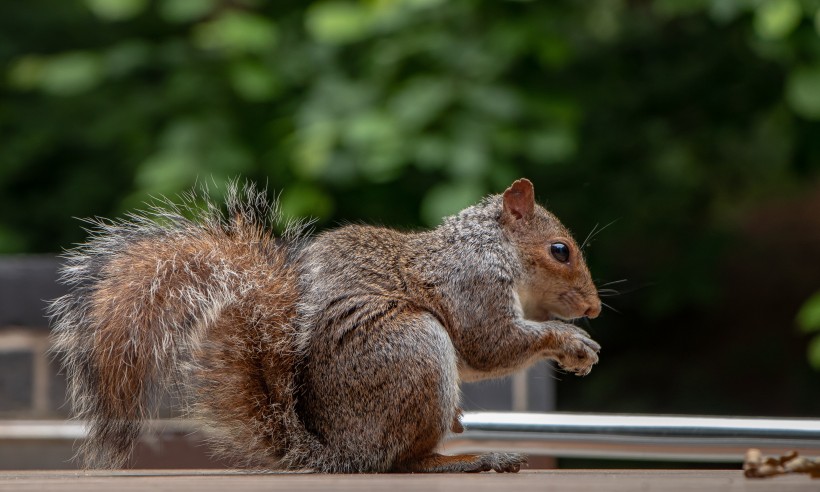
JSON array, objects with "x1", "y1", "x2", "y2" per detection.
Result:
[{"x1": 1, "y1": 0, "x2": 819, "y2": 469}]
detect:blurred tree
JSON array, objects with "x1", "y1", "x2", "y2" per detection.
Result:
[
  {"x1": 798, "y1": 291, "x2": 820, "y2": 370},
  {"x1": 1, "y1": 0, "x2": 819, "y2": 415}
]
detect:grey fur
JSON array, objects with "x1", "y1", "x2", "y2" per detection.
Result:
[{"x1": 49, "y1": 179, "x2": 600, "y2": 472}]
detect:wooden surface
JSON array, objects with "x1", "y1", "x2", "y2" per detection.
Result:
[{"x1": 0, "y1": 470, "x2": 817, "y2": 491}]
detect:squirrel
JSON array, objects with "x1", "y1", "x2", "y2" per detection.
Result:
[{"x1": 48, "y1": 178, "x2": 602, "y2": 473}]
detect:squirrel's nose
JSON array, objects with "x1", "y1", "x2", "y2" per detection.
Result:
[{"x1": 584, "y1": 301, "x2": 601, "y2": 319}]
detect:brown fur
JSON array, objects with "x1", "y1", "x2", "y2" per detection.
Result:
[{"x1": 49, "y1": 179, "x2": 601, "y2": 473}]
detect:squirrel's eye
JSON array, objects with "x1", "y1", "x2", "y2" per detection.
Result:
[{"x1": 550, "y1": 242, "x2": 570, "y2": 263}]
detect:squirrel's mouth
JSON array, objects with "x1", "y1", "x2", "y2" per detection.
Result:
[
  {"x1": 525, "y1": 309, "x2": 561, "y2": 323},
  {"x1": 516, "y1": 290, "x2": 570, "y2": 322},
  {"x1": 542, "y1": 309, "x2": 577, "y2": 322}
]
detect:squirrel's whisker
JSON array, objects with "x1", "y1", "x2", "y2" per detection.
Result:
[
  {"x1": 580, "y1": 218, "x2": 619, "y2": 250},
  {"x1": 598, "y1": 278, "x2": 628, "y2": 287},
  {"x1": 600, "y1": 301, "x2": 620, "y2": 314}
]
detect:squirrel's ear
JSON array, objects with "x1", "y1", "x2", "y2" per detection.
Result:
[{"x1": 502, "y1": 178, "x2": 535, "y2": 221}]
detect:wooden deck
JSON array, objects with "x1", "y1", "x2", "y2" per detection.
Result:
[{"x1": 0, "y1": 470, "x2": 816, "y2": 491}]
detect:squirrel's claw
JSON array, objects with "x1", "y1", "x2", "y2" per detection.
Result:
[{"x1": 554, "y1": 330, "x2": 600, "y2": 376}]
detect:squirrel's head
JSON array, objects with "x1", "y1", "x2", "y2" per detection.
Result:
[{"x1": 500, "y1": 178, "x2": 601, "y2": 322}]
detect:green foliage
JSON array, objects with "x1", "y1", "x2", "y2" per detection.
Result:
[
  {"x1": 787, "y1": 65, "x2": 820, "y2": 119},
  {"x1": 1, "y1": 0, "x2": 818, "y2": 296},
  {"x1": 798, "y1": 291, "x2": 820, "y2": 333},
  {"x1": 809, "y1": 336, "x2": 820, "y2": 371},
  {"x1": 193, "y1": 11, "x2": 278, "y2": 54},
  {"x1": 798, "y1": 291, "x2": 820, "y2": 370},
  {"x1": 754, "y1": 0, "x2": 802, "y2": 40},
  {"x1": 1, "y1": 0, "x2": 818, "y2": 302},
  {"x1": 9, "y1": 52, "x2": 105, "y2": 96},
  {"x1": 85, "y1": 0, "x2": 148, "y2": 21}
]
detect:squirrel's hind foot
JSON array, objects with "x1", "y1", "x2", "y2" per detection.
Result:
[{"x1": 398, "y1": 452, "x2": 526, "y2": 473}]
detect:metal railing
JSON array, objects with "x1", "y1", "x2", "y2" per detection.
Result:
[
  {"x1": 3, "y1": 413, "x2": 820, "y2": 463},
  {"x1": 444, "y1": 412, "x2": 820, "y2": 462}
]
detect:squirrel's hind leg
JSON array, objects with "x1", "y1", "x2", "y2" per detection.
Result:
[
  {"x1": 302, "y1": 308, "x2": 461, "y2": 472},
  {"x1": 397, "y1": 452, "x2": 526, "y2": 473}
]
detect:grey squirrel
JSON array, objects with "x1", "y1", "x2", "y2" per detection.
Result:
[{"x1": 49, "y1": 178, "x2": 602, "y2": 473}]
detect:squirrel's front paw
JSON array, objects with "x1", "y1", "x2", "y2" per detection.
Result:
[{"x1": 554, "y1": 330, "x2": 600, "y2": 376}]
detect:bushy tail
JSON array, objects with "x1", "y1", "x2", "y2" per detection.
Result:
[{"x1": 48, "y1": 184, "x2": 316, "y2": 468}]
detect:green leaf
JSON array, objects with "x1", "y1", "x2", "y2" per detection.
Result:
[
  {"x1": 389, "y1": 76, "x2": 453, "y2": 130},
  {"x1": 462, "y1": 84, "x2": 522, "y2": 120},
  {"x1": 135, "y1": 150, "x2": 197, "y2": 194},
  {"x1": 292, "y1": 122, "x2": 338, "y2": 178},
  {"x1": 420, "y1": 181, "x2": 486, "y2": 226},
  {"x1": 159, "y1": 0, "x2": 217, "y2": 23},
  {"x1": 449, "y1": 135, "x2": 489, "y2": 179},
  {"x1": 585, "y1": 0, "x2": 622, "y2": 42},
  {"x1": 104, "y1": 41, "x2": 150, "y2": 77},
  {"x1": 344, "y1": 111, "x2": 405, "y2": 182},
  {"x1": 85, "y1": 0, "x2": 148, "y2": 21},
  {"x1": 526, "y1": 128, "x2": 577, "y2": 164},
  {"x1": 279, "y1": 183, "x2": 334, "y2": 221},
  {"x1": 709, "y1": 0, "x2": 746, "y2": 24},
  {"x1": 754, "y1": 0, "x2": 802, "y2": 40},
  {"x1": 229, "y1": 61, "x2": 279, "y2": 102},
  {"x1": 306, "y1": 1, "x2": 374, "y2": 45},
  {"x1": 7, "y1": 56, "x2": 45, "y2": 90},
  {"x1": 807, "y1": 336, "x2": 820, "y2": 370},
  {"x1": 786, "y1": 65, "x2": 820, "y2": 120},
  {"x1": 403, "y1": 0, "x2": 446, "y2": 8},
  {"x1": 537, "y1": 35, "x2": 571, "y2": 69},
  {"x1": 815, "y1": 9, "x2": 820, "y2": 35},
  {"x1": 797, "y1": 291, "x2": 820, "y2": 333},
  {"x1": 344, "y1": 111, "x2": 398, "y2": 148},
  {"x1": 654, "y1": 0, "x2": 709, "y2": 18},
  {"x1": 193, "y1": 11, "x2": 278, "y2": 54},
  {"x1": 413, "y1": 136, "x2": 450, "y2": 171},
  {"x1": 39, "y1": 52, "x2": 104, "y2": 96}
]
